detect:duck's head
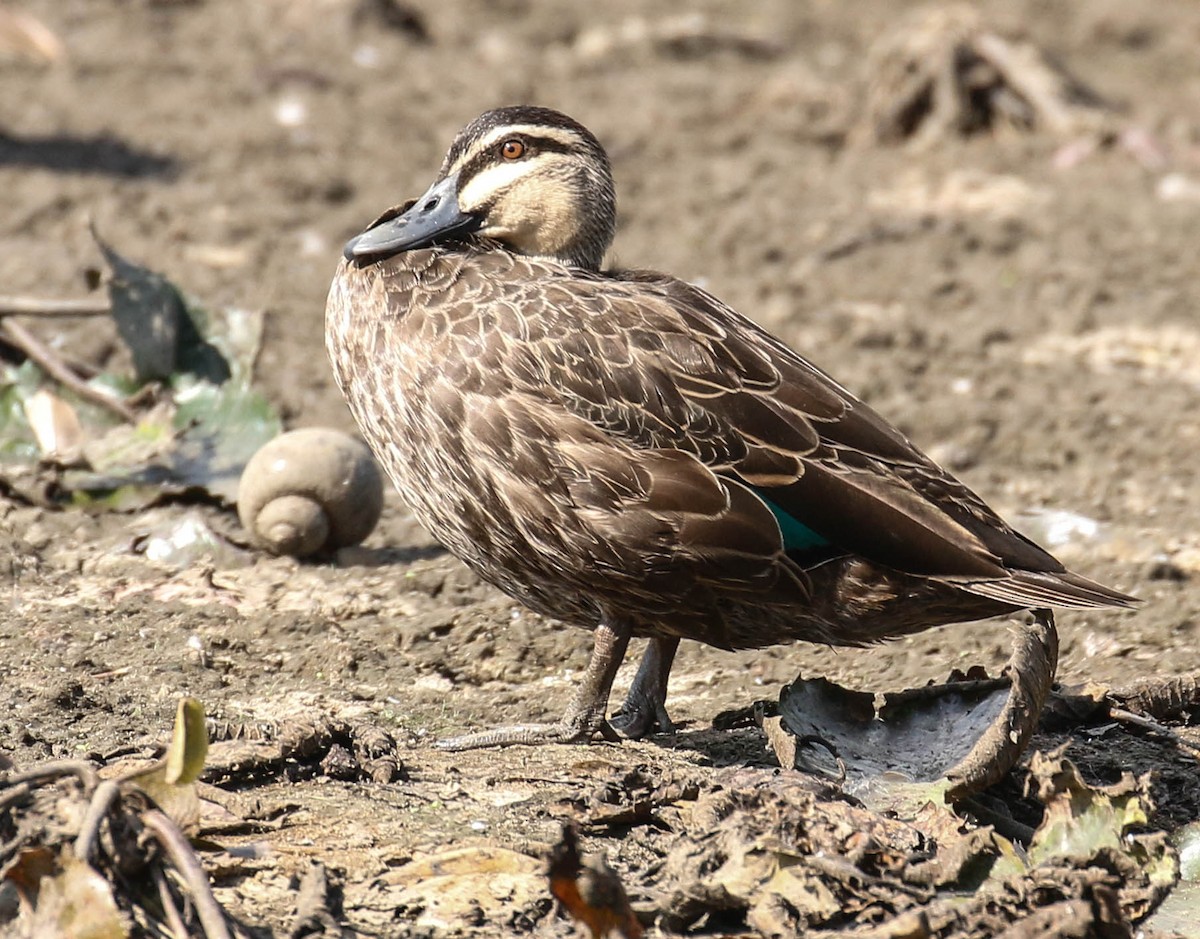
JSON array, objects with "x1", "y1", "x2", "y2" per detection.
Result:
[{"x1": 344, "y1": 106, "x2": 616, "y2": 271}]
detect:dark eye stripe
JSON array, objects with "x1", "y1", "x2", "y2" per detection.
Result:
[
  {"x1": 514, "y1": 135, "x2": 574, "y2": 156},
  {"x1": 454, "y1": 133, "x2": 577, "y2": 184}
]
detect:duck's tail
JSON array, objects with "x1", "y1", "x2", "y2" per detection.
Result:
[{"x1": 959, "y1": 568, "x2": 1138, "y2": 611}]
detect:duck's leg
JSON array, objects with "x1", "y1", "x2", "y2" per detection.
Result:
[
  {"x1": 610, "y1": 636, "x2": 679, "y2": 738},
  {"x1": 436, "y1": 617, "x2": 631, "y2": 751}
]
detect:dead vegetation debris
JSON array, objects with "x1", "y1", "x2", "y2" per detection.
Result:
[
  {"x1": 1, "y1": 701, "x2": 241, "y2": 938},
  {"x1": 203, "y1": 711, "x2": 404, "y2": 787},
  {"x1": 758, "y1": 612, "x2": 1058, "y2": 802},
  {"x1": 861, "y1": 4, "x2": 1113, "y2": 145},
  {"x1": 620, "y1": 755, "x2": 1173, "y2": 938},
  {"x1": 3, "y1": 676, "x2": 1197, "y2": 937}
]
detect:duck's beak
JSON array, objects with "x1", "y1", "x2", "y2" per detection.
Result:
[{"x1": 343, "y1": 174, "x2": 483, "y2": 261}]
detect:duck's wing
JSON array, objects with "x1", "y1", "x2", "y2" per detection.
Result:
[{"x1": 525, "y1": 269, "x2": 1132, "y2": 610}]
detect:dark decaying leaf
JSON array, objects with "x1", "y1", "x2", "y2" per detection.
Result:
[
  {"x1": 57, "y1": 377, "x2": 280, "y2": 508},
  {"x1": 2, "y1": 233, "x2": 279, "y2": 508},
  {"x1": 92, "y1": 224, "x2": 230, "y2": 385}
]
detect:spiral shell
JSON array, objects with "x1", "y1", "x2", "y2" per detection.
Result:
[{"x1": 237, "y1": 428, "x2": 384, "y2": 557}]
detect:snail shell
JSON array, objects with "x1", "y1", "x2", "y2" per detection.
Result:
[{"x1": 237, "y1": 428, "x2": 384, "y2": 557}]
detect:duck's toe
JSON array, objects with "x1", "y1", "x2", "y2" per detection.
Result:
[
  {"x1": 609, "y1": 697, "x2": 676, "y2": 739},
  {"x1": 435, "y1": 715, "x2": 620, "y2": 751}
]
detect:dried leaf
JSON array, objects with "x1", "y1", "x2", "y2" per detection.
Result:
[
  {"x1": 122, "y1": 698, "x2": 208, "y2": 832},
  {"x1": 165, "y1": 697, "x2": 209, "y2": 785},
  {"x1": 23, "y1": 388, "x2": 83, "y2": 462},
  {"x1": 28, "y1": 854, "x2": 127, "y2": 939},
  {"x1": 368, "y1": 846, "x2": 545, "y2": 934},
  {"x1": 1023, "y1": 753, "x2": 1174, "y2": 884},
  {"x1": 0, "y1": 8, "x2": 66, "y2": 63},
  {"x1": 1, "y1": 845, "x2": 57, "y2": 905},
  {"x1": 987, "y1": 751, "x2": 1178, "y2": 925},
  {"x1": 382, "y1": 846, "x2": 542, "y2": 883},
  {"x1": 91, "y1": 225, "x2": 230, "y2": 385}
]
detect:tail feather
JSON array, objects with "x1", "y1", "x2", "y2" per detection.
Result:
[{"x1": 961, "y1": 569, "x2": 1137, "y2": 611}]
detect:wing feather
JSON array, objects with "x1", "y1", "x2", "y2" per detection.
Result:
[{"x1": 510, "y1": 266, "x2": 1115, "y2": 597}]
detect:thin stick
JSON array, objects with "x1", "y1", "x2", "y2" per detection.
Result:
[
  {"x1": 0, "y1": 296, "x2": 110, "y2": 317},
  {"x1": 0, "y1": 782, "x2": 32, "y2": 812},
  {"x1": 0, "y1": 318, "x2": 137, "y2": 423},
  {"x1": 142, "y1": 809, "x2": 232, "y2": 939},
  {"x1": 1108, "y1": 706, "x2": 1200, "y2": 757},
  {"x1": 154, "y1": 865, "x2": 191, "y2": 939},
  {"x1": 75, "y1": 779, "x2": 120, "y2": 863},
  {"x1": 1, "y1": 759, "x2": 97, "y2": 791}
]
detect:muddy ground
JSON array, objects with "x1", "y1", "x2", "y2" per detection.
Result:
[{"x1": 3, "y1": 1, "x2": 1200, "y2": 936}]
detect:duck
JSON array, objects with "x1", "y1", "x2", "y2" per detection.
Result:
[{"x1": 326, "y1": 105, "x2": 1135, "y2": 750}]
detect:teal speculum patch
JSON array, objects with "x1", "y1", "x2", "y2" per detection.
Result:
[{"x1": 759, "y1": 493, "x2": 831, "y2": 551}]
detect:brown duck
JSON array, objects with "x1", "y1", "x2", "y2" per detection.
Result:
[{"x1": 326, "y1": 106, "x2": 1134, "y2": 749}]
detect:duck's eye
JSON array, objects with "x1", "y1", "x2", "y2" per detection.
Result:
[{"x1": 500, "y1": 139, "x2": 525, "y2": 161}]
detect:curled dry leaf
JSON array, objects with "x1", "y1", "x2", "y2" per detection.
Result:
[
  {"x1": 362, "y1": 845, "x2": 544, "y2": 934},
  {"x1": 764, "y1": 611, "x2": 1058, "y2": 804},
  {"x1": 22, "y1": 389, "x2": 83, "y2": 464},
  {"x1": 0, "y1": 7, "x2": 65, "y2": 63},
  {"x1": 121, "y1": 697, "x2": 208, "y2": 833}
]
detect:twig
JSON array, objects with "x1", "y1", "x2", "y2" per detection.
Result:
[
  {"x1": 0, "y1": 318, "x2": 137, "y2": 423},
  {"x1": 1111, "y1": 673, "x2": 1200, "y2": 722},
  {"x1": 0, "y1": 759, "x2": 98, "y2": 791},
  {"x1": 75, "y1": 779, "x2": 121, "y2": 863},
  {"x1": 289, "y1": 861, "x2": 344, "y2": 938},
  {"x1": 154, "y1": 865, "x2": 191, "y2": 939},
  {"x1": 1108, "y1": 707, "x2": 1200, "y2": 758},
  {"x1": 89, "y1": 666, "x2": 135, "y2": 681},
  {"x1": 0, "y1": 296, "x2": 110, "y2": 317},
  {"x1": 0, "y1": 782, "x2": 33, "y2": 812},
  {"x1": 142, "y1": 809, "x2": 232, "y2": 939}
]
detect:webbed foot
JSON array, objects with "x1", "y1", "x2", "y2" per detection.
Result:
[
  {"x1": 609, "y1": 636, "x2": 679, "y2": 739},
  {"x1": 436, "y1": 713, "x2": 620, "y2": 750},
  {"x1": 609, "y1": 698, "x2": 675, "y2": 739},
  {"x1": 433, "y1": 617, "x2": 632, "y2": 750}
]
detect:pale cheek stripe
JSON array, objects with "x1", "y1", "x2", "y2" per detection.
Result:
[
  {"x1": 475, "y1": 125, "x2": 582, "y2": 153},
  {"x1": 457, "y1": 161, "x2": 538, "y2": 211}
]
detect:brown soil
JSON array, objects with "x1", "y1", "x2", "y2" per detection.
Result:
[{"x1": 3, "y1": 1, "x2": 1200, "y2": 936}]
